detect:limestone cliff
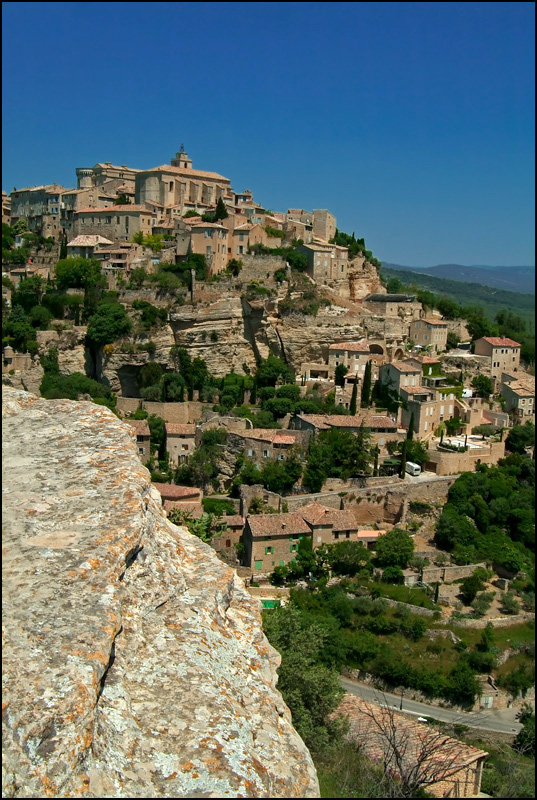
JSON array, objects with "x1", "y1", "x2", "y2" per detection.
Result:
[{"x1": 1, "y1": 388, "x2": 319, "y2": 798}]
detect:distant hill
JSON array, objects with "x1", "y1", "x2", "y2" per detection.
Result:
[
  {"x1": 381, "y1": 263, "x2": 535, "y2": 295},
  {"x1": 380, "y1": 266, "x2": 535, "y2": 328}
]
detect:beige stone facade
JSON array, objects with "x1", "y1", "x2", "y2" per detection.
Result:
[
  {"x1": 409, "y1": 317, "x2": 448, "y2": 353},
  {"x1": 425, "y1": 440, "x2": 505, "y2": 475},
  {"x1": 298, "y1": 241, "x2": 349, "y2": 282},
  {"x1": 312, "y1": 209, "x2": 336, "y2": 242},
  {"x1": 10, "y1": 184, "x2": 67, "y2": 239},
  {"x1": 328, "y1": 341, "x2": 379, "y2": 382},
  {"x1": 74, "y1": 205, "x2": 156, "y2": 242},
  {"x1": 189, "y1": 221, "x2": 229, "y2": 274},
  {"x1": 229, "y1": 429, "x2": 303, "y2": 469},
  {"x1": 380, "y1": 361, "x2": 422, "y2": 393},
  {"x1": 165, "y1": 423, "x2": 197, "y2": 466},
  {"x1": 500, "y1": 373, "x2": 535, "y2": 421},
  {"x1": 125, "y1": 419, "x2": 151, "y2": 462},
  {"x1": 135, "y1": 151, "x2": 231, "y2": 216},
  {"x1": 363, "y1": 293, "x2": 421, "y2": 319},
  {"x1": 474, "y1": 337, "x2": 521, "y2": 380}
]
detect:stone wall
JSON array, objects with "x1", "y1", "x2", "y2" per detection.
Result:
[
  {"x1": 115, "y1": 397, "x2": 206, "y2": 423},
  {"x1": 447, "y1": 612, "x2": 535, "y2": 629},
  {"x1": 2, "y1": 388, "x2": 319, "y2": 798},
  {"x1": 406, "y1": 563, "x2": 488, "y2": 586},
  {"x1": 426, "y1": 441, "x2": 505, "y2": 476},
  {"x1": 381, "y1": 598, "x2": 437, "y2": 618}
]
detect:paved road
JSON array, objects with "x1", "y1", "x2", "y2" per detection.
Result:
[{"x1": 340, "y1": 677, "x2": 523, "y2": 735}]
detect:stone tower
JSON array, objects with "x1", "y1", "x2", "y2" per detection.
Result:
[
  {"x1": 76, "y1": 168, "x2": 94, "y2": 189},
  {"x1": 171, "y1": 144, "x2": 193, "y2": 170}
]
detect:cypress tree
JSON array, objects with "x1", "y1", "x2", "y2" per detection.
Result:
[
  {"x1": 399, "y1": 439, "x2": 407, "y2": 478},
  {"x1": 213, "y1": 197, "x2": 229, "y2": 221},
  {"x1": 349, "y1": 379, "x2": 358, "y2": 416},
  {"x1": 361, "y1": 360, "x2": 372, "y2": 407},
  {"x1": 407, "y1": 412, "x2": 415, "y2": 440},
  {"x1": 59, "y1": 235, "x2": 67, "y2": 260}
]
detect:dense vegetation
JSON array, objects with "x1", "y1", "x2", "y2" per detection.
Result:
[{"x1": 434, "y1": 454, "x2": 535, "y2": 572}]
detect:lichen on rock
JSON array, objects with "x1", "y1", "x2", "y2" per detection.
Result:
[{"x1": 2, "y1": 387, "x2": 319, "y2": 798}]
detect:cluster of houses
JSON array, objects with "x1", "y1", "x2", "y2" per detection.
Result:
[{"x1": 5, "y1": 147, "x2": 367, "y2": 283}]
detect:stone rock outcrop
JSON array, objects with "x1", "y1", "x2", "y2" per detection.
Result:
[{"x1": 2, "y1": 388, "x2": 319, "y2": 798}]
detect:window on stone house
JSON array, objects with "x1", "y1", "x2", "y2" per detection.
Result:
[
  {"x1": 117, "y1": 217, "x2": 120, "y2": 224},
  {"x1": 255, "y1": 560, "x2": 263, "y2": 570},
  {"x1": 290, "y1": 544, "x2": 297, "y2": 552},
  {"x1": 263, "y1": 450, "x2": 270, "y2": 458},
  {"x1": 138, "y1": 447, "x2": 144, "y2": 455},
  {"x1": 334, "y1": 532, "x2": 339, "y2": 540}
]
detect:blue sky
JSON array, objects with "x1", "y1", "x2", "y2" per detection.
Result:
[{"x1": 2, "y1": 2, "x2": 534, "y2": 266}]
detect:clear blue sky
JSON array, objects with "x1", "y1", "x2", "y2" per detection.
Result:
[{"x1": 2, "y1": 2, "x2": 534, "y2": 266}]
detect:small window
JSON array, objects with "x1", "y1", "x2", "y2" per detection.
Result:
[
  {"x1": 263, "y1": 450, "x2": 270, "y2": 458},
  {"x1": 290, "y1": 544, "x2": 297, "y2": 552},
  {"x1": 254, "y1": 560, "x2": 263, "y2": 570},
  {"x1": 265, "y1": 546, "x2": 274, "y2": 555}
]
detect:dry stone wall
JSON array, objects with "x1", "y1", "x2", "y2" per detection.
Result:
[{"x1": 2, "y1": 388, "x2": 319, "y2": 798}]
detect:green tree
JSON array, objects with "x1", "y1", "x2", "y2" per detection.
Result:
[
  {"x1": 54, "y1": 257, "x2": 103, "y2": 291},
  {"x1": 3, "y1": 306, "x2": 37, "y2": 352},
  {"x1": 472, "y1": 424, "x2": 496, "y2": 439},
  {"x1": 261, "y1": 605, "x2": 345, "y2": 751},
  {"x1": 459, "y1": 573, "x2": 486, "y2": 604},
  {"x1": 213, "y1": 197, "x2": 229, "y2": 221},
  {"x1": 399, "y1": 439, "x2": 407, "y2": 478},
  {"x1": 147, "y1": 414, "x2": 166, "y2": 458},
  {"x1": 86, "y1": 302, "x2": 132, "y2": 347},
  {"x1": 407, "y1": 412, "x2": 415, "y2": 440},
  {"x1": 361, "y1": 361, "x2": 372, "y2": 408},
  {"x1": 255, "y1": 354, "x2": 294, "y2": 387},
  {"x1": 12, "y1": 274, "x2": 47, "y2": 312},
  {"x1": 375, "y1": 528, "x2": 414, "y2": 569},
  {"x1": 349, "y1": 379, "x2": 358, "y2": 415},
  {"x1": 334, "y1": 363, "x2": 348, "y2": 388},
  {"x1": 59, "y1": 235, "x2": 68, "y2": 260},
  {"x1": 505, "y1": 422, "x2": 535, "y2": 454},
  {"x1": 471, "y1": 374, "x2": 494, "y2": 398}
]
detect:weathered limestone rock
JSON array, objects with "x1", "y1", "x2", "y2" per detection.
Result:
[{"x1": 2, "y1": 388, "x2": 319, "y2": 798}]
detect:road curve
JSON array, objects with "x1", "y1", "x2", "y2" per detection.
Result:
[{"x1": 340, "y1": 677, "x2": 522, "y2": 736}]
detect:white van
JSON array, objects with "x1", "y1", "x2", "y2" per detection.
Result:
[{"x1": 405, "y1": 461, "x2": 421, "y2": 476}]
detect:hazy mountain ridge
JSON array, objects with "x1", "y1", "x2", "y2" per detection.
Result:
[{"x1": 381, "y1": 263, "x2": 535, "y2": 295}]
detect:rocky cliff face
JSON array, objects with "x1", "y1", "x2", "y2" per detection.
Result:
[{"x1": 2, "y1": 387, "x2": 319, "y2": 798}]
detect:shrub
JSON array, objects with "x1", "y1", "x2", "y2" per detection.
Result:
[{"x1": 500, "y1": 592, "x2": 521, "y2": 615}]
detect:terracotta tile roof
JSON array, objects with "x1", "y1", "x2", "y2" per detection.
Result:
[
  {"x1": 247, "y1": 513, "x2": 311, "y2": 538},
  {"x1": 298, "y1": 413, "x2": 399, "y2": 430},
  {"x1": 147, "y1": 164, "x2": 230, "y2": 181},
  {"x1": 125, "y1": 419, "x2": 150, "y2": 436},
  {"x1": 76, "y1": 205, "x2": 155, "y2": 214},
  {"x1": 357, "y1": 529, "x2": 384, "y2": 538},
  {"x1": 298, "y1": 502, "x2": 357, "y2": 531},
  {"x1": 164, "y1": 500, "x2": 204, "y2": 517},
  {"x1": 420, "y1": 317, "x2": 448, "y2": 326},
  {"x1": 273, "y1": 433, "x2": 297, "y2": 445},
  {"x1": 337, "y1": 695, "x2": 487, "y2": 785},
  {"x1": 165, "y1": 423, "x2": 196, "y2": 435},
  {"x1": 481, "y1": 336, "x2": 521, "y2": 348},
  {"x1": 399, "y1": 386, "x2": 433, "y2": 396},
  {"x1": 190, "y1": 222, "x2": 228, "y2": 230},
  {"x1": 406, "y1": 355, "x2": 441, "y2": 365},
  {"x1": 387, "y1": 362, "x2": 422, "y2": 373},
  {"x1": 504, "y1": 380, "x2": 534, "y2": 396},
  {"x1": 67, "y1": 235, "x2": 114, "y2": 247},
  {"x1": 153, "y1": 483, "x2": 202, "y2": 500},
  {"x1": 222, "y1": 515, "x2": 244, "y2": 528},
  {"x1": 241, "y1": 429, "x2": 296, "y2": 444},
  {"x1": 329, "y1": 341, "x2": 370, "y2": 352}
]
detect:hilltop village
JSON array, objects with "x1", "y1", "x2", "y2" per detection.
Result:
[{"x1": 2, "y1": 148, "x2": 535, "y2": 798}]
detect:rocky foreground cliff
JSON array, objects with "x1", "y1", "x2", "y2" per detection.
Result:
[{"x1": 1, "y1": 387, "x2": 319, "y2": 798}]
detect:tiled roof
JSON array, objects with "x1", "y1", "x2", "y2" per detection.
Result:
[
  {"x1": 273, "y1": 433, "x2": 297, "y2": 445},
  {"x1": 153, "y1": 483, "x2": 202, "y2": 500},
  {"x1": 357, "y1": 529, "x2": 384, "y2": 538},
  {"x1": 241, "y1": 429, "x2": 296, "y2": 444},
  {"x1": 298, "y1": 413, "x2": 399, "y2": 430},
  {"x1": 406, "y1": 355, "x2": 441, "y2": 365},
  {"x1": 329, "y1": 341, "x2": 370, "y2": 352},
  {"x1": 481, "y1": 336, "x2": 521, "y2": 348},
  {"x1": 125, "y1": 419, "x2": 150, "y2": 436},
  {"x1": 504, "y1": 380, "x2": 534, "y2": 396},
  {"x1": 387, "y1": 362, "x2": 422, "y2": 373},
  {"x1": 165, "y1": 423, "x2": 196, "y2": 435},
  {"x1": 337, "y1": 695, "x2": 488, "y2": 782},
  {"x1": 222, "y1": 515, "x2": 244, "y2": 528},
  {"x1": 67, "y1": 235, "x2": 114, "y2": 247},
  {"x1": 247, "y1": 513, "x2": 311, "y2": 537},
  {"x1": 76, "y1": 205, "x2": 155, "y2": 214},
  {"x1": 399, "y1": 386, "x2": 433, "y2": 395},
  {"x1": 298, "y1": 502, "x2": 357, "y2": 531},
  {"x1": 190, "y1": 222, "x2": 228, "y2": 230},
  {"x1": 164, "y1": 500, "x2": 204, "y2": 517},
  {"x1": 420, "y1": 317, "x2": 448, "y2": 326},
  {"x1": 146, "y1": 164, "x2": 230, "y2": 181}
]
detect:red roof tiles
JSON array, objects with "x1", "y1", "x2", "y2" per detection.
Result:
[{"x1": 482, "y1": 336, "x2": 521, "y2": 348}]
